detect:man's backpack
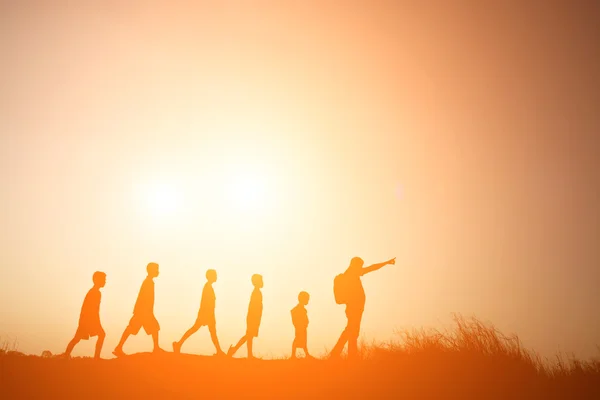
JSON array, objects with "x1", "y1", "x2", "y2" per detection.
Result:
[{"x1": 333, "y1": 273, "x2": 350, "y2": 305}]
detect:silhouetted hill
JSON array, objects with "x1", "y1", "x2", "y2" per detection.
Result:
[
  {"x1": 1, "y1": 351, "x2": 597, "y2": 399},
  {"x1": 1, "y1": 317, "x2": 598, "y2": 399}
]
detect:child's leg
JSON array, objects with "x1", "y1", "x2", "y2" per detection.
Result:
[
  {"x1": 65, "y1": 335, "x2": 80, "y2": 356},
  {"x1": 114, "y1": 327, "x2": 132, "y2": 352},
  {"x1": 234, "y1": 335, "x2": 247, "y2": 351},
  {"x1": 228, "y1": 335, "x2": 247, "y2": 356},
  {"x1": 208, "y1": 324, "x2": 223, "y2": 354},
  {"x1": 152, "y1": 331, "x2": 162, "y2": 351},
  {"x1": 94, "y1": 330, "x2": 105, "y2": 359},
  {"x1": 291, "y1": 343, "x2": 297, "y2": 359},
  {"x1": 177, "y1": 322, "x2": 201, "y2": 347},
  {"x1": 247, "y1": 337, "x2": 254, "y2": 358},
  {"x1": 303, "y1": 333, "x2": 311, "y2": 357}
]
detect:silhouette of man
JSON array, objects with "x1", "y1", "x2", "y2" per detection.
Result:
[
  {"x1": 63, "y1": 271, "x2": 106, "y2": 359},
  {"x1": 330, "y1": 256, "x2": 395, "y2": 360},
  {"x1": 113, "y1": 262, "x2": 163, "y2": 357},
  {"x1": 291, "y1": 291, "x2": 312, "y2": 359},
  {"x1": 227, "y1": 274, "x2": 263, "y2": 359},
  {"x1": 173, "y1": 269, "x2": 225, "y2": 356}
]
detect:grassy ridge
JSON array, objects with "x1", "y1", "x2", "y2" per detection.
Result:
[
  {"x1": 1, "y1": 316, "x2": 598, "y2": 399},
  {"x1": 361, "y1": 315, "x2": 599, "y2": 377}
]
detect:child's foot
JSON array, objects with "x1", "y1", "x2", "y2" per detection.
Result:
[
  {"x1": 214, "y1": 350, "x2": 226, "y2": 357},
  {"x1": 113, "y1": 348, "x2": 126, "y2": 358},
  {"x1": 226, "y1": 346, "x2": 235, "y2": 357},
  {"x1": 172, "y1": 341, "x2": 181, "y2": 354},
  {"x1": 153, "y1": 347, "x2": 166, "y2": 354}
]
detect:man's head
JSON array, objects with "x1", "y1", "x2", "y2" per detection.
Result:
[
  {"x1": 251, "y1": 274, "x2": 263, "y2": 288},
  {"x1": 206, "y1": 269, "x2": 217, "y2": 283},
  {"x1": 347, "y1": 257, "x2": 364, "y2": 273},
  {"x1": 298, "y1": 291, "x2": 310, "y2": 305},
  {"x1": 92, "y1": 271, "x2": 106, "y2": 288},
  {"x1": 147, "y1": 262, "x2": 159, "y2": 278}
]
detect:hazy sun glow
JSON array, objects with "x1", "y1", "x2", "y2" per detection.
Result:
[
  {"x1": 142, "y1": 182, "x2": 182, "y2": 218},
  {"x1": 227, "y1": 172, "x2": 270, "y2": 212}
]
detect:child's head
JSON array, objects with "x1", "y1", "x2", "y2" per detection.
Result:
[
  {"x1": 206, "y1": 269, "x2": 217, "y2": 283},
  {"x1": 92, "y1": 271, "x2": 106, "y2": 288},
  {"x1": 251, "y1": 274, "x2": 263, "y2": 288},
  {"x1": 147, "y1": 262, "x2": 159, "y2": 278},
  {"x1": 298, "y1": 291, "x2": 310, "y2": 305}
]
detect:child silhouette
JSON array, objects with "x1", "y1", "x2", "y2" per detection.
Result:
[
  {"x1": 63, "y1": 271, "x2": 107, "y2": 359},
  {"x1": 291, "y1": 291, "x2": 312, "y2": 359},
  {"x1": 173, "y1": 269, "x2": 224, "y2": 356},
  {"x1": 113, "y1": 262, "x2": 163, "y2": 357},
  {"x1": 227, "y1": 274, "x2": 263, "y2": 359}
]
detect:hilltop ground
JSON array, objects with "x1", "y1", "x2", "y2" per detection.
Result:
[{"x1": 1, "y1": 317, "x2": 599, "y2": 399}]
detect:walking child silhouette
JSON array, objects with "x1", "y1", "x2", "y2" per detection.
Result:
[
  {"x1": 227, "y1": 274, "x2": 263, "y2": 359},
  {"x1": 113, "y1": 262, "x2": 164, "y2": 357},
  {"x1": 63, "y1": 271, "x2": 107, "y2": 359},
  {"x1": 173, "y1": 269, "x2": 225, "y2": 356}
]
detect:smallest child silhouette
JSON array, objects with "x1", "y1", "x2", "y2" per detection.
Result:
[
  {"x1": 64, "y1": 271, "x2": 106, "y2": 359},
  {"x1": 291, "y1": 291, "x2": 312, "y2": 359}
]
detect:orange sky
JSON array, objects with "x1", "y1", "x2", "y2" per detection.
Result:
[{"x1": 1, "y1": 1, "x2": 599, "y2": 359}]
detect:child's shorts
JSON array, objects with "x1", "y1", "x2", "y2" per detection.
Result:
[
  {"x1": 293, "y1": 328, "x2": 307, "y2": 348},
  {"x1": 127, "y1": 314, "x2": 160, "y2": 335},
  {"x1": 246, "y1": 322, "x2": 260, "y2": 338},
  {"x1": 76, "y1": 323, "x2": 104, "y2": 340}
]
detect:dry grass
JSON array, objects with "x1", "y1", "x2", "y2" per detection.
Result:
[
  {"x1": 357, "y1": 314, "x2": 599, "y2": 378},
  {"x1": 0, "y1": 336, "x2": 19, "y2": 357},
  {"x1": 351, "y1": 314, "x2": 599, "y2": 398}
]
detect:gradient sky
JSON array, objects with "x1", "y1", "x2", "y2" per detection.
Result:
[{"x1": 1, "y1": 1, "x2": 599, "y2": 360}]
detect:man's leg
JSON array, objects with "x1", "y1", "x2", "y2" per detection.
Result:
[
  {"x1": 303, "y1": 346, "x2": 312, "y2": 358},
  {"x1": 330, "y1": 328, "x2": 348, "y2": 357},
  {"x1": 208, "y1": 324, "x2": 223, "y2": 354},
  {"x1": 346, "y1": 309, "x2": 363, "y2": 360},
  {"x1": 347, "y1": 335, "x2": 358, "y2": 359},
  {"x1": 94, "y1": 330, "x2": 105, "y2": 359}
]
